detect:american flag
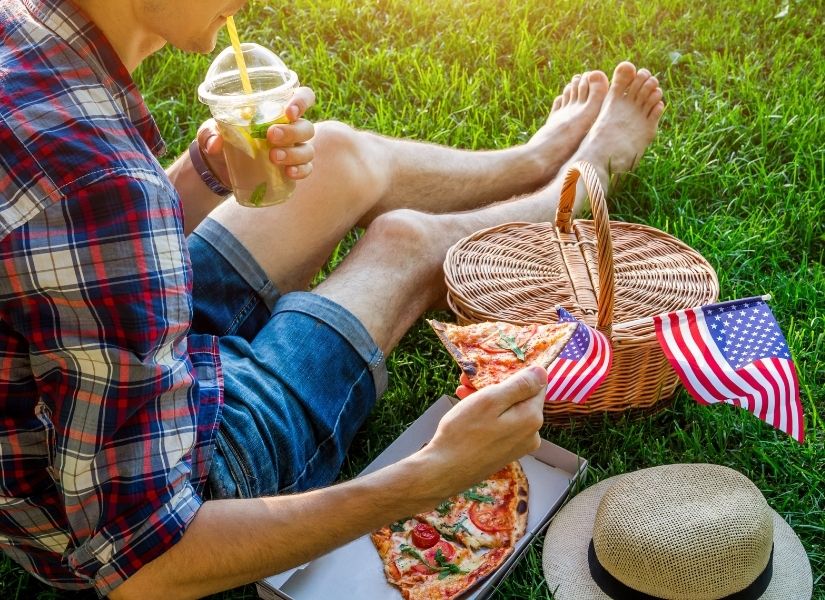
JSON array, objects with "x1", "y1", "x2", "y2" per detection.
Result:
[
  {"x1": 545, "y1": 307, "x2": 613, "y2": 404},
  {"x1": 653, "y1": 297, "x2": 804, "y2": 442}
]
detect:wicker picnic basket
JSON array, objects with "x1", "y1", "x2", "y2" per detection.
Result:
[{"x1": 443, "y1": 161, "x2": 719, "y2": 424}]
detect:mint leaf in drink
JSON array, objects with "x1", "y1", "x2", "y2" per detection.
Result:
[
  {"x1": 249, "y1": 113, "x2": 290, "y2": 139},
  {"x1": 249, "y1": 120, "x2": 271, "y2": 139},
  {"x1": 249, "y1": 182, "x2": 267, "y2": 206}
]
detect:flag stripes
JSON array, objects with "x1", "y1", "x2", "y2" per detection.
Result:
[
  {"x1": 653, "y1": 300, "x2": 804, "y2": 442},
  {"x1": 545, "y1": 307, "x2": 612, "y2": 404}
]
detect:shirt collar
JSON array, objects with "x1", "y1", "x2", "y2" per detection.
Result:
[{"x1": 22, "y1": 0, "x2": 167, "y2": 157}]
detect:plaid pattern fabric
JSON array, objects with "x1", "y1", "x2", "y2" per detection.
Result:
[{"x1": 0, "y1": 0, "x2": 223, "y2": 595}]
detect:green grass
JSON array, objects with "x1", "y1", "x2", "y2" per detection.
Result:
[{"x1": 2, "y1": 0, "x2": 822, "y2": 598}]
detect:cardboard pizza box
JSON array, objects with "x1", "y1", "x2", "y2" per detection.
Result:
[{"x1": 256, "y1": 395, "x2": 587, "y2": 600}]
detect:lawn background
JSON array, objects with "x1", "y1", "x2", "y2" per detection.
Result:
[{"x1": 1, "y1": 0, "x2": 821, "y2": 598}]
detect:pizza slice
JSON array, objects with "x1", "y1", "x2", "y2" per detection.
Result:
[
  {"x1": 428, "y1": 320, "x2": 577, "y2": 390},
  {"x1": 417, "y1": 462, "x2": 528, "y2": 551},
  {"x1": 371, "y1": 517, "x2": 488, "y2": 600},
  {"x1": 371, "y1": 461, "x2": 529, "y2": 599}
]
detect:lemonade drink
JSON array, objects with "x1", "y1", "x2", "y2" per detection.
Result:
[
  {"x1": 198, "y1": 43, "x2": 299, "y2": 207},
  {"x1": 216, "y1": 98, "x2": 295, "y2": 207}
]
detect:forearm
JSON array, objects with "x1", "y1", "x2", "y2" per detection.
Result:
[
  {"x1": 110, "y1": 454, "x2": 448, "y2": 600},
  {"x1": 166, "y1": 151, "x2": 226, "y2": 235}
]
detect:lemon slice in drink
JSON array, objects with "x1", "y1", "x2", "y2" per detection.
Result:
[{"x1": 216, "y1": 121, "x2": 259, "y2": 159}]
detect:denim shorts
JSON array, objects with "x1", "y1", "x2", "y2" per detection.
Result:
[{"x1": 188, "y1": 218, "x2": 388, "y2": 499}]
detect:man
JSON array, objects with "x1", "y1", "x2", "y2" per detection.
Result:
[{"x1": 0, "y1": 0, "x2": 664, "y2": 598}]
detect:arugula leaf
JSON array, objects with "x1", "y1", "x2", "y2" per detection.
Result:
[
  {"x1": 390, "y1": 519, "x2": 408, "y2": 532},
  {"x1": 434, "y1": 549, "x2": 448, "y2": 567},
  {"x1": 436, "y1": 500, "x2": 454, "y2": 516},
  {"x1": 399, "y1": 544, "x2": 465, "y2": 579},
  {"x1": 463, "y1": 489, "x2": 495, "y2": 504},
  {"x1": 451, "y1": 516, "x2": 471, "y2": 535},
  {"x1": 496, "y1": 327, "x2": 527, "y2": 361},
  {"x1": 400, "y1": 544, "x2": 424, "y2": 562}
]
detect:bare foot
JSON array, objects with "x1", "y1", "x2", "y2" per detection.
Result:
[
  {"x1": 569, "y1": 62, "x2": 664, "y2": 192},
  {"x1": 526, "y1": 70, "x2": 609, "y2": 183}
]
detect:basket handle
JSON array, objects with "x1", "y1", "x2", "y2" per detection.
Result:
[{"x1": 555, "y1": 161, "x2": 615, "y2": 334}]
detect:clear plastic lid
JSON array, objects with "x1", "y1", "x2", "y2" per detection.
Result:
[{"x1": 197, "y1": 43, "x2": 298, "y2": 108}]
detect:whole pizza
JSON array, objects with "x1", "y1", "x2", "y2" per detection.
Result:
[{"x1": 371, "y1": 461, "x2": 528, "y2": 599}]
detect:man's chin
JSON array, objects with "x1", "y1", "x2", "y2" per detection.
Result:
[{"x1": 174, "y1": 34, "x2": 221, "y2": 55}]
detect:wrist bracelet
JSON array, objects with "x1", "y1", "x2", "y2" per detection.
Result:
[{"x1": 188, "y1": 139, "x2": 232, "y2": 197}]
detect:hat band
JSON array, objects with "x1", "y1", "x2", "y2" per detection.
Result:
[{"x1": 587, "y1": 541, "x2": 774, "y2": 600}]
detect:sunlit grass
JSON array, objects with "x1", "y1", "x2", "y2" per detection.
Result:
[{"x1": 1, "y1": 0, "x2": 821, "y2": 598}]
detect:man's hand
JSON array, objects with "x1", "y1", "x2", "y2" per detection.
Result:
[
  {"x1": 419, "y1": 366, "x2": 547, "y2": 497},
  {"x1": 455, "y1": 372, "x2": 477, "y2": 399},
  {"x1": 196, "y1": 85, "x2": 317, "y2": 184}
]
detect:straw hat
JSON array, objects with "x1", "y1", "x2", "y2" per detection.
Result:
[{"x1": 542, "y1": 464, "x2": 812, "y2": 599}]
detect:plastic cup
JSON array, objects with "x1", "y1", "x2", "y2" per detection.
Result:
[{"x1": 198, "y1": 43, "x2": 299, "y2": 207}]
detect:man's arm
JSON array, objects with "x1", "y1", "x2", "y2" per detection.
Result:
[{"x1": 110, "y1": 366, "x2": 548, "y2": 600}]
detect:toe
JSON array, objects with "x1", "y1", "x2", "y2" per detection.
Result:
[
  {"x1": 609, "y1": 61, "x2": 637, "y2": 96},
  {"x1": 552, "y1": 95, "x2": 562, "y2": 111},
  {"x1": 636, "y1": 76, "x2": 659, "y2": 103},
  {"x1": 562, "y1": 82, "x2": 573, "y2": 105},
  {"x1": 643, "y1": 87, "x2": 664, "y2": 114},
  {"x1": 626, "y1": 68, "x2": 652, "y2": 99},
  {"x1": 586, "y1": 71, "x2": 609, "y2": 103},
  {"x1": 648, "y1": 101, "x2": 665, "y2": 121},
  {"x1": 577, "y1": 71, "x2": 590, "y2": 100},
  {"x1": 569, "y1": 74, "x2": 581, "y2": 101}
]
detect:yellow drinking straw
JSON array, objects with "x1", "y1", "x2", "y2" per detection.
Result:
[{"x1": 225, "y1": 16, "x2": 253, "y2": 95}]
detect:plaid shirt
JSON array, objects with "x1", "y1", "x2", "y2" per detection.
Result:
[{"x1": 0, "y1": 0, "x2": 223, "y2": 595}]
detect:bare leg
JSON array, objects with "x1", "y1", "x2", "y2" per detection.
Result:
[
  {"x1": 209, "y1": 72, "x2": 607, "y2": 293},
  {"x1": 315, "y1": 62, "x2": 664, "y2": 353}
]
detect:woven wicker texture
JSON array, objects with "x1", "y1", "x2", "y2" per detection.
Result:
[
  {"x1": 443, "y1": 161, "x2": 719, "y2": 423},
  {"x1": 593, "y1": 464, "x2": 772, "y2": 599},
  {"x1": 542, "y1": 464, "x2": 813, "y2": 600}
]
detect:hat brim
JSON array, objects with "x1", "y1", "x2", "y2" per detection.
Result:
[{"x1": 542, "y1": 474, "x2": 812, "y2": 600}]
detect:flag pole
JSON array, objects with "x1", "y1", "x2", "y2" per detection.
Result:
[{"x1": 617, "y1": 294, "x2": 773, "y2": 329}]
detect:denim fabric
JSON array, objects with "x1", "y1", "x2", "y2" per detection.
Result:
[{"x1": 188, "y1": 218, "x2": 387, "y2": 499}]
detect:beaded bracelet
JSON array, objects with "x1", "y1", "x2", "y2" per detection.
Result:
[{"x1": 188, "y1": 139, "x2": 232, "y2": 197}]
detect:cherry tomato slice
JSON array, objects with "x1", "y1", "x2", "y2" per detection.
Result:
[
  {"x1": 469, "y1": 502, "x2": 511, "y2": 533},
  {"x1": 410, "y1": 563, "x2": 432, "y2": 574},
  {"x1": 411, "y1": 522, "x2": 440, "y2": 549},
  {"x1": 424, "y1": 540, "x2": 456, "y2": 564}
]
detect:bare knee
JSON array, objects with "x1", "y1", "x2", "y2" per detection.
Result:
[
  {"x1": 313, "y1": 121, "x2": 391, "y2": 207},
  {"x1": 366, "y1": 209, "x2": 443, "y2": 265}
]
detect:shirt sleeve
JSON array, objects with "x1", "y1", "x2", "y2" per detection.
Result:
[{"x1": 3, "y1": 170, "x2": 206, "y2": 595}]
